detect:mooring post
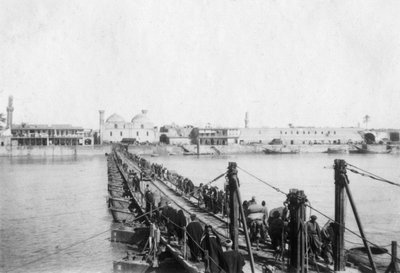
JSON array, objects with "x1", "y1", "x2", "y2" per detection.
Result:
[
  {"x1": 334, "y1": 159, "x2": 346, "y2": 271},
  {"x1": 287, "y1": 189, "x2": 307, "y2": 273},
  {"x1": 227, "y1": 162, "x2": 239, "y2": 250},
  {"x1": 340, "y1": 162, "x2": 377, "y2": 273},
  {"x1": 227, "y1": 162, "x2": 255, "y2": 273}
]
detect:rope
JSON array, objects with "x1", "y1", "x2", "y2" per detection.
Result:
[
  {"x1": 346, "y1": 163, "x2": 400, "y2": 188},
  {"x1": 304, "y1": 203, "x2": 400, "y2": 262},
  {"x1": 237, "y1": 166, "x2": 288, "y2": 196},
  {"x1": 346, "y1": 167, "x2": 400, "y2": 188}
]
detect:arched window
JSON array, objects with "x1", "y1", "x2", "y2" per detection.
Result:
[{"x1": 114, "y1": 124, "x2": 118, "y2": 129}]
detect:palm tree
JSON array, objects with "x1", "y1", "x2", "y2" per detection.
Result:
[
  {"x1": 0, "y1": 113, "x2": 6, "y2": 130},
  {"x1": 363, "y1": 115, "x2": 370, "y2": 129}
]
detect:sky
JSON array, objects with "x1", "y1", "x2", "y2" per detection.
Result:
[{"x1": 1, "y1": 0, "x2": 400, "y2": 130}]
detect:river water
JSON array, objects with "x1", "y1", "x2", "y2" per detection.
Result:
[{"x1": 0, "y1": 153, "x2": 399, "y2": 273}]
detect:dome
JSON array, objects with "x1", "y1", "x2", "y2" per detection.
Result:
[
  {"x1": 106, "y1": 113, "x2": 125, "y2": 123},
  {"x1": 131, "y1": 110, "x2": 154, "y2": 129}
]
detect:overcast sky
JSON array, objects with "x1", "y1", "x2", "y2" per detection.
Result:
[{"x1": 1, "y1": 0, "x2": 400, "y2": 130}]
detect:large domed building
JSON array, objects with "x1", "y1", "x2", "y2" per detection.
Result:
[{"x1": 99, "y1": 110, "x2": 157, "y2": 143}]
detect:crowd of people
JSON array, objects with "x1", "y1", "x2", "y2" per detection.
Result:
[{"x1": 115, "y1": 147, "x2": 334, "y2": 272}]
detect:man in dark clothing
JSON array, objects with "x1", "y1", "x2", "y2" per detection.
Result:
[
  {"x1": 176, "y1": 210, "x2": 187, "y2": 243},
  {"x1": 145, "y1": 188, "x2": 155, "y2": 215},
  {"x1": 222, "y1": 240, "x2": 245, "y2": 273},
  {"x1": 268, "y1": 211, "x2": 284, "y2": 252},
  {"x1": 186, "y1": 214, "x2": 204, "y2": 262},
  {"x1": 200, "y1": 225, "x2": 227, "y2": 273}
]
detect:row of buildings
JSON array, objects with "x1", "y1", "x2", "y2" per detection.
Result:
[
  {"x1": 1, "y1": 95, "x2": 400, "y2": 148},
  {"x1": 98, "y1": 110, "x2": 400, "y2": 146}
]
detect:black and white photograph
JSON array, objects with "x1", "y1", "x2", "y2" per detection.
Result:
[{"x1": 1, "y1": 1, "x2": 399, "y2": 273}]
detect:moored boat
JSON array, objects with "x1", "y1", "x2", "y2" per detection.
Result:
[
  {"x1": 108, "y1": 187, "x2": 125, "y2": 197},
  {"x1": 350, "y1": 144, "x2": 391, "y2": 154},
  {"x1": 324, "y1": 147, "x2": 349, "y2": 154},
  {"x1": 109, "y1": 207, "x2": 135, "y2": 222},
  {"x1": 347, "y1": 246, "x2": 391, "y2": 272},
  {"x1": 109, "y1": 196, "x2": 131, "y2": 210},
  {"x1": 263, "y1": 146, "x2": 299, "y2": 154}
]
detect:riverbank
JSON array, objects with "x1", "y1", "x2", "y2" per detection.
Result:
[
  {"x1": 1, "y1": 143, "x2": 399, "y2": 157},
  {"x1": 0, "y1": 145, "x2": 112, "y2": 157}
]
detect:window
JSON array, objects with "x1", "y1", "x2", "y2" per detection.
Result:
[
  {"x1": 114, "y1": 124, "x2": 118, "y2": 129},
  {"x1": 280, "y1": 131, "x2": 282, "y2": 134},
  {"x1": 315, "y1": 131, "x2": 317, "y2": 134},
  {"x1": 296, "y1": 131, "x2": 299, "y2": 134},
  {"x1": 334, "y1": 131, "x2": 336, "y2": 135},
  {"x1": 285, "y1": 132, "x2": 287, "y2": 134},
  {"x1": 308, "y1": 131, "x2": 310, "y2": 134},
  {"x1": 321, "y1": 131, "x2": 324, "y2": 134},
  {"x1": 303, "y1": 131, "x2": 305, "y2": 134},
  {"x1": 141, "y1": 124, "x2": 144, "y2": 129},
  {"x1": 120, "y1": 131, "x2": 122, "y2": 136},
  {"x1": 146, "y1": 131, "x2": 149, "y2": 136},
  {"x1": 110, "y1": 132, "x2": 112, "y2": 136},
  {"x1": 136, "y1": 132, "x2": 139, "y2": 136}
]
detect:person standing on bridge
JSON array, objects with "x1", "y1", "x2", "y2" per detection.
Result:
[
  {"x1": 145, "y1": 186, "x2": 155, "y2": 215},
  {"x1": 222, "y1": 240, "x2": 245, "y2": 273},
  {"x1": 186, "y1": 214, "x2": 203, "y2": 262},
  {"x1": 200, "y1": 225, "x2": 227, "y2": 273},
  {"x1": 307, "y1": 215, "x2": 322, "y2": 261}
]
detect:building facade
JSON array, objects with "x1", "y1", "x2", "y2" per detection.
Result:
[
  {"x1": 100, "y1": 110, "x2": 158, "y2": 143},
  {"x1": 198, "y1": 128, "x2": 240, "y2": 145},
  {"x1": 238, "y1": 127, "x2": 364, "y2": 145},
  {"x1": 11, "y1": 124, "x2": 93, "y2": 146}
]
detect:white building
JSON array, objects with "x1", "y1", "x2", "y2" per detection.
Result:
[{"x1": 100, "y1": 110, "x2": 158, "y2": 143}]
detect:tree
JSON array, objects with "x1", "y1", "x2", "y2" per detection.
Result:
[
  {"x1": 363, "y1": 115, "x2": 370, "y2": 129},
  {"x1": 0, "y1": 113, "x2": 6, "y2": 130}
]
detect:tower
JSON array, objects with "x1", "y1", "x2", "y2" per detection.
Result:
[
  {"x1": 244, "y1": 111, "x2": 249, "y2": 128},
  {"x1": 6, "y1": 96, "x2": 14, "y2": 129},
  {"x1": 99, "y1": 110, "x2": 105, "y2": 145}
]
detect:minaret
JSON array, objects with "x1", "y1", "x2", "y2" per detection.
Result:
[
  {"x1": 6, "y1": 96, "x2": 14, "y2": 129},
  {"x1": 99, "y1": 110, "x2": 105, "y2": 145},
  {"x1": 244, "y1": 111, "x2": 249, "y2": 128}
]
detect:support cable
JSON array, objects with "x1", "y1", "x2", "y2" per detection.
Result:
[
  {"x1": 346, "y1": 163, "x2": 400, "y2": 188},
  {"x1": 237, "y1": 166, "x2": 288, "y2": 196}
]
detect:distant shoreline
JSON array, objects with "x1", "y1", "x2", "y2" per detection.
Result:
[{"x1": 1, "y1": 143, "x2": 399, "y2": 157}]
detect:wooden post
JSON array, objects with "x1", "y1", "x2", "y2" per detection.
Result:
[
  {"x1": 334, "y1": 159, "x2": 346, "y2": 271},
  {"x1": 287, "y1": 189, "x2": 306, "y2": 273},
  {"x1": 385, "y1": 241, "x2": 399, "y2": 273},
  {"x1": 227, "y1": 162, "x2": 255, "y2": 273},
  {"x1": 227, "y1": 162, "x2": 239, "y2": 250},
  {"x1": 183, "y1": 227, "x2": 187, "y2": 260},
  {"x1": 197, "y1": 138, "x2": 200, "y2": 155},
  {"x1": 341, "y1": 165, "x2": 377, "y2": 273}
]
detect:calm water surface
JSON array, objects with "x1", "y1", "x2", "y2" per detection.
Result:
[{"x1": 1, "y1": 153, "x2": 399, "y2": 273}]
